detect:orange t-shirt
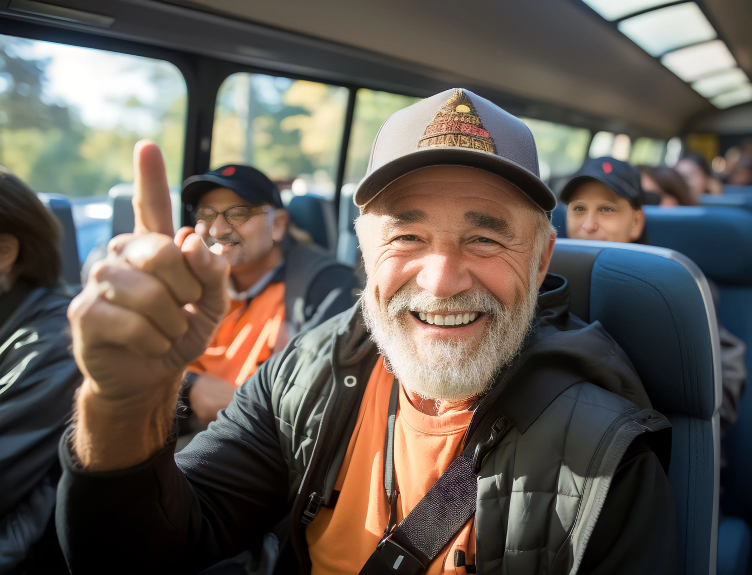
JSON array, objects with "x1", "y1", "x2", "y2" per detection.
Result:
[
  {"x1": 188, "y1": 282, "x2": 286, "y2": 385},
  {"x1": 307, "y1": 358, "x2": 476, "y2": 574}
]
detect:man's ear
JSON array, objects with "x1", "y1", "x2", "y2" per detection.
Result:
[
  {"x1": 629, "y1": 209, "x2": 646, "y2": 242},
  {"x1": 536, "y1": 232, "x2": 557, "y2": 289},
  {"x1": 271, "y1": 209, "x2": 289, "y2": 243},
  {"x1": 0, "y1": 234, "x2": 19, "y2": 276}
]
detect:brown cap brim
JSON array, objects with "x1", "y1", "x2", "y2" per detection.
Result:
[{"x1": 354, "y1": 147, "x2": 555, "y2": 212}]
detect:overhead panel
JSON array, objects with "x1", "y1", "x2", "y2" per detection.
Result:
[
  {"x1": 582, "y1": 1, "x2": 752, "y2": 109},
  {"x1": 617, "y1": 3, "x2": 716, "y2": 57},
  {"x1": 692, "y1": 68, "x2": 749, "y2": 98},
  {"x1": 582, "y1": 0, "x2": 672, "y2": 21}
]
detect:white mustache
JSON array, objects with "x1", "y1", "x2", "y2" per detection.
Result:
[{"x1": 385, "y1": 286, "x2": 505, "y2": 319}]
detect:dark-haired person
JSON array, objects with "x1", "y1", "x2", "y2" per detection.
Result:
[
  {"x1": 0, "y1": 171, "x2": 82, "y2": 573},
  {"x1": 562, "y1": 157, "x2": 647, "y2": 243},
  {"x1": 676, "y1": 153, "x2": 723, "y2": 199},
  {"x1": 638, "y1": 165, "x2": 698, "y2": 207}
]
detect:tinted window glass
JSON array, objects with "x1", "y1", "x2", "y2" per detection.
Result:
[
  {"x1": 0, "y1": 35, "x2": 187, "y2": 262},
  {"x1": 520, "y1": 118, "x2": 591, "y2": 182},
  {"x1": 212, "y1": 73, "x2": 348, "y2": 199},
  {"x1": 343, "y1": 89, "x2": 420, "y2": 187},
  {"x1": 630, "y1": 137, "x2": 667, "y2": 166}
]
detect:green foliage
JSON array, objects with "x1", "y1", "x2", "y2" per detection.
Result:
[{"x1": 0, "y1": 37, "x2": 186, "y2": 197}]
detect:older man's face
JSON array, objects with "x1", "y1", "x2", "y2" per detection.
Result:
[{"x1": 357, "y1": 165, "x2": 555, "y2": 401}]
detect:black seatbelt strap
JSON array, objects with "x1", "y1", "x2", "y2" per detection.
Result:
[{"x1": 360, "y1": 378, "x2": 508, "y2": 575}]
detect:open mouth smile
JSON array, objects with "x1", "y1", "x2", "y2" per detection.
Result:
[{"x1": 410, "y1": 311, "x2": 482, "y2": 327}]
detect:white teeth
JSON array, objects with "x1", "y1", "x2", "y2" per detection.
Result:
[
  {"x1": 463, "y1": 313, "x2": 470, "y2": 324},
  {"x1": 434, "y1": 314, "x2": 445, "y2": 326},
  {"x1": 470, "y1": 312, "x2": 477, "y2": 321},
  {"x1": 427, "y1": 313, "x2": 434, "y2": 324},
  {"x1": 456, "y1": 314, "x2": 463, "y2": 324},
  {"x1": 419, "y1": 312, "x2": 426, "y2": 321},
  {"x1": 445, "y1": 315, "x2": 455, "y2": 326},
  {"x1": 417, "y1": 311, "x2": 481, "y2": 326}
]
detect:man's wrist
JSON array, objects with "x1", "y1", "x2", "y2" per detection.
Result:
[{"x1": 72, "y1": 376, "x2": 182, "y2": 471}]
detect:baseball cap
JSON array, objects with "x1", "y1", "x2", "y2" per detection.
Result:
[
  {"x1": 182, "y1": 165, "x2": 284, "y2": 210},
  {"x1": 354, "y1": 88, "x2": 556, "y2": 212},
  {"x1": 560, "y1": 157, "x2": 645, "y2": 208}
]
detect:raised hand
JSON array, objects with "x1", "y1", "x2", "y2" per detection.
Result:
[{"x1": 68, "y1": 141, "x2": 229, "y2": 469}]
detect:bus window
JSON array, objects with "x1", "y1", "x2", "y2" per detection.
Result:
[
  {"x1": 519, "y1": 118, "x2": 590, "y2": 183},
  {"x1": 343, "y1": 89, "x2": 420, "y2": 186},
  {"x1": 0, "y1": 34, "x2": 187, "y2": 262},
  {"x1": 211, "y1": 73, "x2": 348, "y2": 200},
  {"x1": 589, "y1": 131, "x2": 615, "y2": 158},
  {"x1": 630, "y1": 137, "x2": 667, "y2": 166}
]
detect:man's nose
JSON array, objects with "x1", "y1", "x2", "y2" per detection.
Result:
[
  {"x1": 210, "y1": 215, "x2": 233, "y2": 237},
  {"x1": 415, "y1": 251, "x2": 473, "y2": 299}
]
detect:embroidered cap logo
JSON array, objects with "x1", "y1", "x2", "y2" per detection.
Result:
[{"x1": 417, "y1": 89, "x2": 497, "y2": 155}]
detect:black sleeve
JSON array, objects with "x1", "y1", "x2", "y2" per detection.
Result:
[
  {"x1": 56, "y1": 354, "x2": 291, "y2": 574},
  {"x1": 0, "y1": 304, "x2": 82, "y2": 517},
  {"x1": 301, "y1": 265, "x2": 360, "y2": 332},
  {"x1": 579, "y1": 435, "x2": 680, "y2": 575}
]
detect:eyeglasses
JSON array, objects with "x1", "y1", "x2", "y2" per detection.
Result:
[{"x1": 192, "y1": 205, "x2": 274, "y2": 226}]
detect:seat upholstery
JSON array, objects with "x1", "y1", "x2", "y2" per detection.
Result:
[
  {"x1": 644, "y1": 207, "x2": 752, "y2": 529},
  {"x1": 701, "y1": 194, "x2": 752, "y2": 212},
  {"x1": 718, "y1": 517, "x2": 752, "y2": 575},
  {"x1": 286, "y1": 194, "x2": 337, "y2": 252},
  {"x1": 336, "y1": 184, "x2": 360, "y2": 267},
  {"x1": 550, "y1": 239, "x2": 721, "y2": 575},
  {"x1": 724, "y1": 185, "x2": 752, "y2": 196},
  {"x1": 550, "y1": 203, "x2": 567, "y2": 238},
  {"x1": 37, "y1": 193, "x2": 81, "y2": 286}
]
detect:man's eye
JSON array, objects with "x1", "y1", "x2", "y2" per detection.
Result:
[
  {"x1": 474, "y1": 237, "x2": 495, "y2": 244},
  {"x1": 395, "y1": 235, "x2": 419, "y2": 242}
]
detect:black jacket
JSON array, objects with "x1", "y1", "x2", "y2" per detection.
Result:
[
  {"x1": 56, "y1": 275, "x2": 678, "y2": 574},
  {"x1": 0, "y1": 282, "x2": 82, "y2": 573}
]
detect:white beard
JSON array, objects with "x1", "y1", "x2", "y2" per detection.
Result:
[{"x1": 362, "y1": 274, "x2": 539, "y2": 402}]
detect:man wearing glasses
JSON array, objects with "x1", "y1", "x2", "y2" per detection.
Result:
[{"x1": 179, "y1": 165, "x2": 359, "y2": 429}]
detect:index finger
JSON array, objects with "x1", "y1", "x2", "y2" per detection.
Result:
[{"x1": 132, "y1": 140, "x2": 174, "y2": 237}]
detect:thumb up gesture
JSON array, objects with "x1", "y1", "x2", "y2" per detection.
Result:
[{"x1": 68, "y1": 142, "x2": 229, "y2": 469}]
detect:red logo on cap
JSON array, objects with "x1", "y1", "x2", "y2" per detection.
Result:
[
  {"x1": 221, "y1": 166, "x2": 236, "y2": 176},
  {"x1": 602, "y1": 162, "x2": 613, "y2": 174}
]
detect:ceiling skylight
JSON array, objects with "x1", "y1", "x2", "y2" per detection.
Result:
[
  {"x1": 710, "y1": 84, "x2": 752, "y2": 109},
  {"x1": 692, "y1": 68, "x2": 749, "y2": 98},
  {"x1": 661, "y1": 40, "x2": 736, "y2": 82},
  {"x1": 617, "y1": 3, "x2": 716, "y2": 57},
  {"x1": 582, "y1": 0, "x2": 672, "y2": 21}
]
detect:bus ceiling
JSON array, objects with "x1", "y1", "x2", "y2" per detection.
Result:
[{"x1": 0, "y1": 0, "x2": 750, "y2": 141}]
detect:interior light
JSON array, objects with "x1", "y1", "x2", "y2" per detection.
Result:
[
  {"x1": 581, "y1": 0, "x2": 672, "y2": 21},
  {"x1": 661, "y1": 40, "x2": 736, "y2": 82},
  {"x1": 618, "y1": 3, "x2": 716, "y2": 57},
  {"x1": 692, "y1": 68, "x2": 750, "y2": 98},
  {"x1": 710, "y1": 84, "x2": 752, "y2": 109}
]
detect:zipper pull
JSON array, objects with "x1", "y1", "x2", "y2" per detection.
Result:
[{"x1": 472, "y1": 417, "x2": 507, "y2": 474}]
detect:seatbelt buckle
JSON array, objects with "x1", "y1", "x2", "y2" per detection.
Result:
[{"x1": 359, "y1": 533, "x2": 427, "y2": 575}]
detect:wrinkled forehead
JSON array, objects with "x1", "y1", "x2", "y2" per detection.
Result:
[{"x1": 363, "y1": 165, "x2": 537, "y2": 218}]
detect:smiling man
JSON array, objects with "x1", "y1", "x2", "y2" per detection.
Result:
[
  {"x1": 58, "y1": 89, "x2": 678, "y2": 575},
  {"x1": 177, "y1": 166, "x2": 358, "y2": 429}
]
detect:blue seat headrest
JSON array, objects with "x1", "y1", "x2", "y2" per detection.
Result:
[
  {"x1": 550, "y1": 239, "x2": 719, "y2": 420},
  {"x1": 644, "y1": 206, "x2": 752, "y2": 286},
  {"x1": 38, "y1": 193, "x2": 81, "y2": 285},
  {"x1": 287, "y1": 194, "x2": 335, "y2": 250},
  {"x1": 700, "y1": 194, "x2": 752, "y2": 212}
]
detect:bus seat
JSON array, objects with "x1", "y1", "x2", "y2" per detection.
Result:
[
  {"x1": 549, "y1": 239, "x2": 721, "y2": 575},
  {"x1": 337, "y1": 184, "x2": 360, "y2": 267},
  {"x1": 724, "y1": 185, "x2": 752, "y2": 196},
  {"x1": 37, "y1": 193, "x2": 81, "y2": 286},
  {"x1": 643, "y1": 207, "x2": 752, "y2": 522},
  {"x1": 287, "y1": 194, "x2": 337, "y2": 252},
  {"x1": 550, "y1": 203, "x2": 567, "y2": 238},
  {"x1": 718, "y1": 516, "x2": 751, "y2": 575},
  {"x1": 701, "y1": 194, "x2": 752, "y2": 212},
  {"x1": 109, "y1": 183, "x2": 136, "y2": 237}
]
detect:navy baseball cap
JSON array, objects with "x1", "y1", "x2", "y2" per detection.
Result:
[
  {"x1": 354, "y1": 88, "x2": 556, "y2": 212},
  {"x1": 560, "y1": 157, "x2": 645, "y2": 209},
  {"x1": 182, "y1": 165, "x2": 284, "y2": 210}
]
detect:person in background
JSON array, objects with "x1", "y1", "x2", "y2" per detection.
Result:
[
  {"x1": 676, "y1": 153, "x2": 723, "y2": 199},
  {"x1": 638, "y1": 165, "x2": 698, "y2": 207},
  {"x1": 178, "y1": 165, "x2": 359, "y2": 431},
  {"x1": 728, "y1": 154, "x2": 752, "y2": 186},
  {"x1": 560, "y1": 156, "x2": 647, "y2": 243},
  {"x1": 564, "y1": 159, "x2": 744, "y2": 466},
  {"x1": 0, "y1": 171, "x2": 82, "y2": 574}
]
